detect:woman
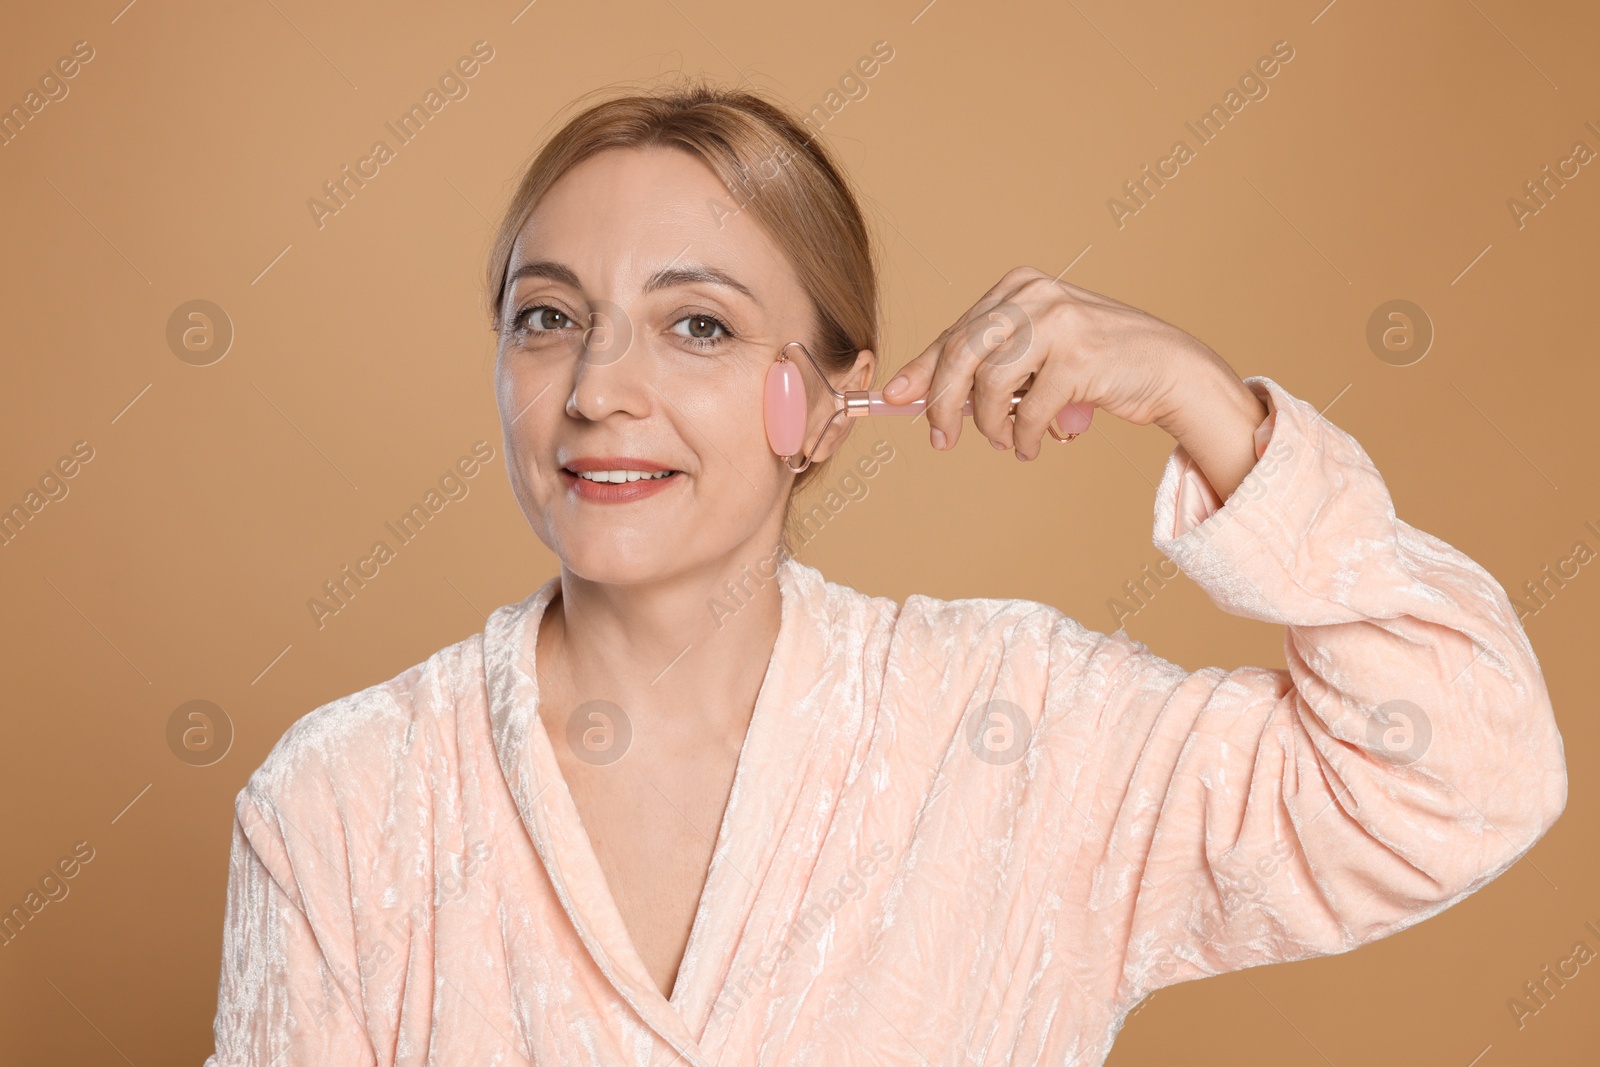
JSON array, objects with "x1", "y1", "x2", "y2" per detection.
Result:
[{"x1": 206, "y1": 83, "x2": 1567, "y2": 1066}]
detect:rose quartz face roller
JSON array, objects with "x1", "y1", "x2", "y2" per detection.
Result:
[{"x1": 764, "y1": 341, "x2": 1094, "y2": 472}]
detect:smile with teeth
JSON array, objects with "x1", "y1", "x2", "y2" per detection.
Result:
[{"x1": 571, "y1": 469, "x2": 675, "y2": 483}]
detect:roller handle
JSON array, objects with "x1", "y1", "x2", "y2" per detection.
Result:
[
  {"x1": 762, "y1": 357, "x2": 1093, "y2": 457},
  {"x1": 864, "y1": 390, "x2": 1094, "y2": 432}
]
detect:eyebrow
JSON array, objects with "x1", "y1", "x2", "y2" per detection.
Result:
[
  {"x1": 644, "y1": 264, "x2": 760, "y2": 306},
  {"x1": 504, "y1": 260, "x2": 760, "y2": 307}
]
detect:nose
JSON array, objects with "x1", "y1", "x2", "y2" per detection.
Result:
[{"x1": 564, "y1": 301, "x2": 652, "y2": 422}]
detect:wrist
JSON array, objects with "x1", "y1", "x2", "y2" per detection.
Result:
[
  {"x1": 1157, "y1": 349, "x2": 1267, "y2": 500},
  {"x1": 1155, "y1": 345, "x2": 1261, "y2": 440}
]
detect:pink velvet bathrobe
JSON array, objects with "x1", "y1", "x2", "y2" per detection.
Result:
[{"x1": 206, "y1": 377, "x2": 1567, "y2": 1066}]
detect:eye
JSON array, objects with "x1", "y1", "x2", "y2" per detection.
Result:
[
  {"x1": 670, "y1": 313, "x2": 733, "y2": 348},
  {"x1": 511, "y1": 305, "x2": 577, "y2": 333}
]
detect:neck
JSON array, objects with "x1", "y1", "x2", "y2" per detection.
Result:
[{"x1": 537, "y1": 545, "x2": 791, "y2": 740}]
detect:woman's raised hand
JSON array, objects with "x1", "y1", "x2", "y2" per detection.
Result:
[{"x1": 883, "y1": 267, "x2": 1269, "y2": 496}]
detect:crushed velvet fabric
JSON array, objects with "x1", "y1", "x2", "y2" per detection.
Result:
[{"x1": 205, "y1": 376, "x2": 1567, "y2": 1066}]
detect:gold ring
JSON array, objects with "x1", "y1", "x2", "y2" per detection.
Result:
[{"x1": 1045, "y1": 419, "x2": 1081, "y2": 444}]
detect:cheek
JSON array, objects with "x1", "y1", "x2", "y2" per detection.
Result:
[
  {"x1": 496, "y1": 350, "x2": 561, "y2": 434},
  {"x1": 494, "y1": 350, "x2": 534, "y2": 418},
  {"x1": 669, "y1": 363, "x2": 779, "y2": 480},
  {"x1": 494, "y1": 355, "x2": 558, "y2": 486},
  {"x1": 652, "y1": 367, "x2": 792, "y2": 534}
]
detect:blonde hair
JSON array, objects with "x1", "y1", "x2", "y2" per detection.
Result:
[{"x1": 485, "y1": 79, "x2": 880, "y2": 537}]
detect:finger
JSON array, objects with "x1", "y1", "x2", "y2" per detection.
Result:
[
  {"x1": 884, "y1": 324, "x2": 972, "y2": 450},
  {"x1": 1011, "y1": 356, "x2": 1083, "y2": 461},
  {"x1": 922, "y1": 319, "x2": 989, "y2": 450},
  {"x1": 922, "y1": 286, "x2": 1034, "y2": 450},
  {"x1": 882, "y1": 277, "x2": 1016, "y2": 403},
  {"x1": 899, "y1": 268, "x2": 1049, "y2": 448},
  {"x1": 967, "y1": 301, "x2": 1040, "y2": 449},
  {"x1": 881, "y1": 339, "x2": 942, "y2": 404}
]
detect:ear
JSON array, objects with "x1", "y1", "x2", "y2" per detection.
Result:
[
  {"x1": 808, "y1": 348, "x2": 877, "y2": 465},
  {"x1": 848, "y1": 347, "x2": 877, "y2": 393}
]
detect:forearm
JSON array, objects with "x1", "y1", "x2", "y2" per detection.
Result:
[
  {"x1": 1156, "y1": 348, "x2": 1269, "y2": 501},
  {"x1": 1113, "y1": 374, "x2": 1565, "y2": 999}
]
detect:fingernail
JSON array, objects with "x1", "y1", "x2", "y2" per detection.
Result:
[
  {"x1": 930, "y1": 428, "x2": 946, "y2": 450},
  {"x1": 1015, "y1": 449, "x2": 1030, "y2": 461},
  {"x1": 886, "y1": 375, "x2": 909, "y2": 395},
  {"x1": 991, "y1": 439, "x2": 1006, "y2": 450}
]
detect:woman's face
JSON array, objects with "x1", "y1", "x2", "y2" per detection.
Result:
[{"x1": 494, "y1": 145, "x2": 872, "y2": 585}]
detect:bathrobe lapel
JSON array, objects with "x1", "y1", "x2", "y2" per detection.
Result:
[
  {"x1": 483, "y1": 557, "x2": 833, "y2": 1062},
  {"x1": 668, "y1": 558, "x2": 834, "y2": 1044}
]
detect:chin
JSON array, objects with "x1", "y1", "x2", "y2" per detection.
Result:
[{"x1": 553, "y1": 534, "x2": 685, "y2": 587}]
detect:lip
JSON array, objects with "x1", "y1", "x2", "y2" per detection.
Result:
[
  {"x1": 562, "y1": 456, "x2": 675, "y2": 474},
  {"x1": 558, "y1": 456, "x2": 683, "y2": 504}
]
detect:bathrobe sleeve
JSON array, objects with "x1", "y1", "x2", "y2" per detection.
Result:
[
  {"x1": 1076, "y1": 376, "x2": 1567, "y2": 1007},
  {"x1": 206, "y1": 786, "x2": 377, "y2": 1065}
]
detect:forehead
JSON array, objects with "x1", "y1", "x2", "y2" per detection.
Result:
[{"x1": 509, "y1": 145, "x2": 790, "y2": 282}]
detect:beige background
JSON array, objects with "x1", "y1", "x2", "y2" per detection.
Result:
[{"x1": 2, "y1": 0, "x2": 1596, "y2": 1063}]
